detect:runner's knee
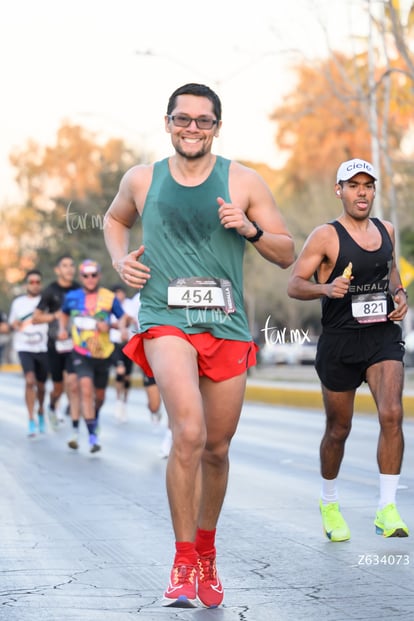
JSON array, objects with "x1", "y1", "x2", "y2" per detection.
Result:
[{"x1": 378, "y1": 403, "x2": 403, "y2": 428}]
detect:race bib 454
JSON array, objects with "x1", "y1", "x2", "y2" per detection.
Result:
[{"x1": 168, "y1": 277, "x2": 236, "y2": 314}]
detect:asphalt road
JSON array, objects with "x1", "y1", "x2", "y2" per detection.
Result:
[{"x1": 0, "y1": 371, "x2": 413, "y2": 620}]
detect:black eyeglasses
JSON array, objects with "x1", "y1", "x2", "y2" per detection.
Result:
[
  {"x1": 167, "y1": 114, "x2": 218, "y2": 130},
  {"x1": 82, "y1": 273, "x2": 98, "y2": 279}
]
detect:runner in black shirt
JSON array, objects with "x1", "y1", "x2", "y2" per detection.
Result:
[
  {"x1": 33, "y1": 255, "x2": 80, "y2": 442},
  {"x1": 288, "y1": 158, "x2": 408, "y2": 541}
]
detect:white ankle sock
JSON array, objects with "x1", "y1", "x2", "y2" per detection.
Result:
[
  {"x1": 378, "y1": 473, "x2": 400, "y2": 510},
  {"x1": 321, "y1": 477, "x2": 338, "y2": 504}
]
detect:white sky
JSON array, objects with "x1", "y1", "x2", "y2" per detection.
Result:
[{"x1": 0, "y1": 0, "x2": 369, "y2": 203}]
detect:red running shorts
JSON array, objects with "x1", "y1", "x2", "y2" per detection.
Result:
[{"x1": 123, "y1": 325, "x2": 258, "y2": 382}]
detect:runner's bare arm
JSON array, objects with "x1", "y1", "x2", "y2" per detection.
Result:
[
  {"x1": 32, "y1": 307, "x2": 58, "y2": 324},
  {"x1": 288, "y1": 225, "x2": 351, "y2": 300},
  {"x1": 221, "y1": 164, "x2": 294, "y2": 268},
  {"x1": 103, "y1": 166, "x2": 152, "y2": 288}
]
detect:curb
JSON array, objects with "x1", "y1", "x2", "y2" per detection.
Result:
[
  {"x1": 244, "y1": 383, "x2": 414, "y2": 417},
  {"x1": 2, "y1": 364, "x2": 413, "y2": 417}
]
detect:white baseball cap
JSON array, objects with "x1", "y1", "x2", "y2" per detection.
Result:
[
  {"x1": 336, "y1": 158, "x2": 377, "y2": 183},
  {"x1": 79, "y1": 259, "x2": 101, "y2": 275}
]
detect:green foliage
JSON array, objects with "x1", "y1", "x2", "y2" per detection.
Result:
[
  {"x1": 3, "y1": 9, "x2": 414, "y2": 337},
  {"x1": 0, "y1": 123, "x2": 145, "y2": 307}
]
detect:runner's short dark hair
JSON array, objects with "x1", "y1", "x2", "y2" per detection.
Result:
[
  {"x1": 166, "y1": 83, "x2": 222, "y2": 122},
  {"x1": 54, "y1": 254, "x2": 74, "y2": 267}
]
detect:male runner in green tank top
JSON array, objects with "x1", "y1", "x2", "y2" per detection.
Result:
[{"x1": 104, "y1": 83, "x2": 294, "y2": 608}]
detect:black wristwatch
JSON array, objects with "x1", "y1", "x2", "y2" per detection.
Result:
[{"x1": 243, "y1": 221, "x2": 264, "y2": 243}]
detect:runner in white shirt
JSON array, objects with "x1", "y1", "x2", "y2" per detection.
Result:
[{"x1": 8, "y1": 270, "x2": 49, "y2": 437}]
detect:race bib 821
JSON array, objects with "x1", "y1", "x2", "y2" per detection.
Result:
[{"x1": 351, "y1": 292, "x2": 387, "y2": 324}]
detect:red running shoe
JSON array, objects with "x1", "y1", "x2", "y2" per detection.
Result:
[
  {"x1": 162, "y1": 564, "x2": 197, "y2": 607},
  {"x1": 197, "y1": 554, "x2": 224, "y2": 608}
]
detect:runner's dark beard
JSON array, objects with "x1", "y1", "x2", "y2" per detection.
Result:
[{"x1": 175, "y1": 144, "x2": 207, "y2": 160}]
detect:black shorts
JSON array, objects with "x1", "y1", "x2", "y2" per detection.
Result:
[
  {"x1": 143, "y1": 373, "x2": 156, "y2": 387},
  {"x1": 111, "y1": 343, "x2": 134, "y2": 376},
  {"x1": 47, "y1": 345, "x2": 75, "y2": 382},
  {"x1": 315, "y1": 322, "x2": 405, "y2": 392},
  {"x1": 18, "y1": 351, "x2": 49, "y2": 383},
  {"x1": 72, "y1": 353, "x2": 111, "y2": 389}
]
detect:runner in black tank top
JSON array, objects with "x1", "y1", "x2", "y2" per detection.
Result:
[
  {"x1": 288, "y1": 158, "x2": 409, "y2": 542},
  {"x1": 318, "y1": 218, "x2": 394, "y2": 330}
]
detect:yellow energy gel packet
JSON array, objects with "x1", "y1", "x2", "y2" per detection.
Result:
[{"x1": 342, "y1": 262, "x2": 353, "y2": 279}]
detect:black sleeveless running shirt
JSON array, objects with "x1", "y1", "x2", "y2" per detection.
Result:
[{"x1": 316, "y1": 218, "x2": 394, "y2": 331}]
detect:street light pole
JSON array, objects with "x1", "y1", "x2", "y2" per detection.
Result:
[
  {"x1": 135, "y1": 49, "x2": 218, "y2": 81},
  {"x1": 367, "y1": 0, "x2": 383, "y2": 219}
]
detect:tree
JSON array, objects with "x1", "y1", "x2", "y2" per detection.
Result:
[
  {"x1": 0, "y1": 205, "x2": 39, "y2": 302},
  {"x1": 271, "y1": 51, "x2": 413, "y2": 194},
  {"x1": 9, "y1": 122, "x2": 128, "y2": 205},
  {"x1": 1, "y1": 122, "x2": 145, "y2": 306},
  {"x1": 268, "y1": 18, "x2": 414, "y2": 255},
  {"x1": 387, "y1": 0, "x2": 414, "y2": 81},
  {"x1": 250, "y1": 9, "x2": 414, "y2": 336}
]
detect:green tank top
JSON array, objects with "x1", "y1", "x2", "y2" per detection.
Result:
[{"x1": 138, "y1": 156, "x2": 251, "y2": 341}]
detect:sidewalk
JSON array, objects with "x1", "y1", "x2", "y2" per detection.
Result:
[
  {"x1": 2, "y1": 362, "x2": 413, "y2": 416},
  {"x1": 246, "y1": 364, "x2": 414, "y2": 417}
]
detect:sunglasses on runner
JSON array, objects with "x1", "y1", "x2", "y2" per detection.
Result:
[
  {"x1": 167, "y1": 114, "x2": 218, "y2": 129},
  {"x1": 82, "y1": 273, "x2": 98, "y2": 279}
]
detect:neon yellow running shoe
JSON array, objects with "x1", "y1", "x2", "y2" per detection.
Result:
[
  {"x1": 319, "y1": 501, "x2": 351, "y2": 542},
  {"x1": 375, "y1": 503, "x2": 409, "y2": 537}
]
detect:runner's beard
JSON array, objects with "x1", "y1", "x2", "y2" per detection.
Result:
[{"x1": 175, "y1": 143, "x2": 207, "y2": 160}]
